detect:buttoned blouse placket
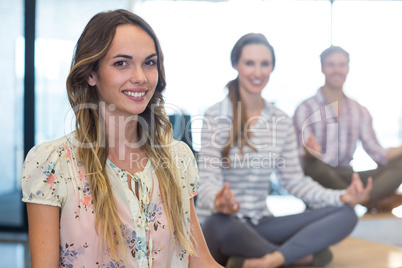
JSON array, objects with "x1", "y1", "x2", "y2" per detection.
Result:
[{"x1": 107, "y1": 160, "x2": 154, "y2": 268}]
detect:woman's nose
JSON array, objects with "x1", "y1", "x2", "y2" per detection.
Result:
[
  {"x1": 130, "y1": 66, "x2": 148, "y2": 85},
  {"x1": 254, "y1": 66, "x2": 262, "y2": 77}
]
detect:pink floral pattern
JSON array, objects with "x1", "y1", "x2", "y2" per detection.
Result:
[{"x1": 21, "y1": 133, "x2": 199, "y2": 267}]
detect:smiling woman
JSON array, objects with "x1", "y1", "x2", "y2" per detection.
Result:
[
  {"x1": 20, "y1": 9, "x2": 221, "y2": 268},
  {"x1": 196, "y1": 33, "x2": 371, "y2": 268},
  {"x1": 235, "y1": 44, "x2": 274, "y2": 99},
  {"x1": 88, "y1": 24, "x2": 159, "y2": 119}
]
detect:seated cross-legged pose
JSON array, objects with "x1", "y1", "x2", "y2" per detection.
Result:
[
  {"x1": 196, "y1": 33, "x2": 371, "y2": 268},
  {"x1": 293, "y1": 45, "x2": 402, "y2": 212}
]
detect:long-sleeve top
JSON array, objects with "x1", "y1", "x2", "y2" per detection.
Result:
[
  {"x1": 196, "y1": 96, "x2": 345, "y2": 224},
  {"x1": 293, "y1": 88, "x2": 387, "y2": 168}
]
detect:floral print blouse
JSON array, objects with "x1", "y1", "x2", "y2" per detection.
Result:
[{"x1": 21, "y1": 132, "x2": 199, "y2": 268}]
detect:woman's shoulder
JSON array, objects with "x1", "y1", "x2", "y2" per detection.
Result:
[
  {"x1": 25, "y1": 132, "x2": 77, "y2": 163},
  {"x1": 263, "y1": 100, "x2": 290, "y2": 118},
  {"x1": 26, "y1": 133, "x2": 75, "y2": 160},
  {"x1": 22, "y1": 133, "x2": 75, "y2": 207},
  {"x1": 204, "y1": 96, "x2": 231, "y2": 116},
  {"x1": 170, "y1": 140, "x2": 195, "y2": 159},
  {"x1": 170, "y1": 140, "x2": 199, "y2": 195},
  {"x1": 170, "y1": 140, "x2": 198, "y2": 174}
]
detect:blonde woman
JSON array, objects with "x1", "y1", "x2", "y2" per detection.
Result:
[{"x1": 21, "y1": 9, "x2": 220, "y2": 268}]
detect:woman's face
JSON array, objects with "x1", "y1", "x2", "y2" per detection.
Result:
[
  {"x1": 235, "y1": 44, "x2": 273, "y2": 97},
  {"x1": 88, "y1": 24, "x2": 158, "y2": 118}
]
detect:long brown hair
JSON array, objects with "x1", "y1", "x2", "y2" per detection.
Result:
[
  {"x1": 222, "y1": 33, "x2": 276, "y2": 163},
  {"x1": 66, "y1": 9, "x2": 194, "y2": 260}
]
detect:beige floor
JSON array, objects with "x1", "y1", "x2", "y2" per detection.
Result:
[
  {"x1": 326, "y1": 237, "x2": 402, "y2": 268},
  {"x1": 268, "y1": 197, "x2": 402, "y2": 267},
  {"x1": 295, "y1": 236, "x2": 402, "y2": 268},
  {"x1": 298, "y1": 212, "x2": 402, "y2": 268}
]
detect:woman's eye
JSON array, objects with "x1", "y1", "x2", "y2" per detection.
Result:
[
  {"x1": 245, "y1": 61, "x2": 254, "y2": 66},
  {"x1": 114, "y1": 61, "x2": 127, "y2": 67},
  {"x1": 262, "y1": 61, "x2": 271, "y2": 67},
  {"x1": 144, "y1": 59, "x2": 156, "y2": 66}
]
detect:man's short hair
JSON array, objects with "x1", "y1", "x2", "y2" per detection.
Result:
[{"x1": 320, "y1": 46, "x2": 350, "y2": 66}]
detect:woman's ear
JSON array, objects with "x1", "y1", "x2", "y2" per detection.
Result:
[{"x1": 87, "y1": 72, "x2": 98, "y2": 87}]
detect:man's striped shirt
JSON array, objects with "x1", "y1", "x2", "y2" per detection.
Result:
[{"x1": 293, "y1": 88, "x2": 387, "y2": 168}]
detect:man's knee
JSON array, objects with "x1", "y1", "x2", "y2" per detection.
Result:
[
  {"x1": 384, "y1": 155, "x2": 402, "y2": 170},
  {"x1": 304, "y1": 158, "x2": 331, "y2": 177}
]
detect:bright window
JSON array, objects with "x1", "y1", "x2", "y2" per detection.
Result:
[
  {"x1": 0, "y1": 0, "x2": 24, "y2": 227},
  {"x1": 139, "y1": 0, "x2": 331, "y2": 150}
]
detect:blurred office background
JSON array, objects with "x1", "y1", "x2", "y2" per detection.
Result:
[{"x1": 1, "y1": 0, "x2": 402, "y2": 267}]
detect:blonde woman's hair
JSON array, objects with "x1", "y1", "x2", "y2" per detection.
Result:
[
  {"x1": 222, "y1": 33, "x2": 276, "y2": 165},
  {"x1": 66, "y1": 9, "x2": 194, "y2": 260}
]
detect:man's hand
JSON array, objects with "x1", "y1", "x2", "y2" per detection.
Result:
[
  {"x1": 304, "y1": 135, "x2": 322, "y2": 159},
  {"x1": 340, "y1": 173, "x2": 372, "y2": 206},
  {"x1": 214, "y1": 182, "x2": 240, "y2": 215}
]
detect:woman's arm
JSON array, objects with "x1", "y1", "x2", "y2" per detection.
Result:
[
  {"x1": 214, "y1": 182, "x2": 240, "y2": 214},
  {"x1": 27, "y1": 203, "x2": 60, "y2": 268},
  {"x1": 340, "y1": 173, "x2": 372, "y2": 206},
  {"x1": 188, "y1": 199, "x2": 223, "y2": 268},
  {"x1": 196, "y1": 109, "x2": 226, "y2": 212},
  {"x1": 278, "y1": 120, "x2": 343, "y2": 207}
]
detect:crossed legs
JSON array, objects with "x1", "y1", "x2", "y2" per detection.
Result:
[
  {"x1": 303, "y1": 156, "x2": 402, "y2": 203},
  {"x1": 202, "y1": 205, "x2": 357, "y2": 267}
]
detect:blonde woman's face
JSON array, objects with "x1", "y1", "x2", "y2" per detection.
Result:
[
  {"x1": 235, "y1": 44, "x2": 273, "y2": 97},
  {"x1": 88, "y1": 24, "x2": 158, "y2": 118}
]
